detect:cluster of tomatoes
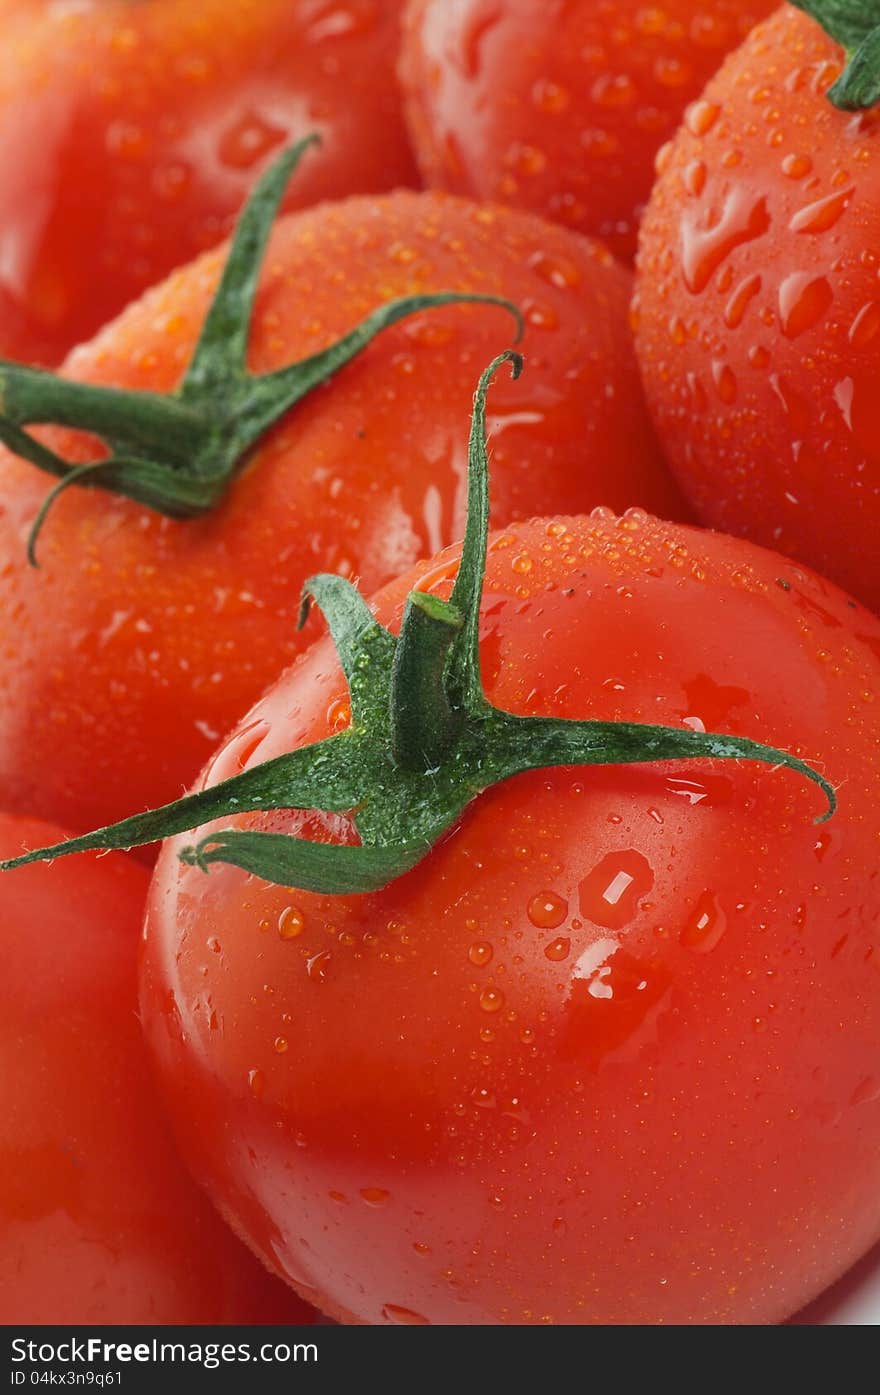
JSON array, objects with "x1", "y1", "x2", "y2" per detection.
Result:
[{"x1": 1, "y1": 0, "x2": 879, "y2": 1329}]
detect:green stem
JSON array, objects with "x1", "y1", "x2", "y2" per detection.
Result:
[
  {"x1": 390, "y1": 592, "x2": 464, "y2": 771},
  {"x1": 0, "y1": 358, "x2": 837, "y2": 895},
  {"x1": 0, "y1": 135, "x2": 522, "y2": 563}
]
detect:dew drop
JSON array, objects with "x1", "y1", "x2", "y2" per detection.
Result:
[
  {"x1": 382, "y1": 1304, "x2": 430, "y2": 1325},
  {"x1": 680, "y1": 892, "x2": 727, "y2": 953},
  {"x1": 360, "y1": 1187, "x2": 390, "y2": 1206},
  {"x1": 528, "y1": 891, "x2": 568, "y2": 929},
  {"x1": 468, "y1": 941, "x2": 493, "y2": 967},
  {"x1": 681, "y1": 189, "x2": 770, "y2": 294},
  {"x1": 306, "y1": 951, "x2": 332, "y2": 983},
  {"x1": 778, "y1": 272, "x2": 833, "y2": 339},
  {"x1": 789, "y1": 186, "x2": 853, "y2": 234},
  {"x1": 579, "y1": 851, "x2": 654, "y2": 931},
  {"x1": 278, "y1": 906, "x2": 305, "y2": 940},
  {"x1": 849, "y1": 301, "x2": 880, "y2": 348},
  {"x1": 544, "y1": 936, "x2": 571, "y2": 962},
  {"x1": 479, "y1": 986, "x2": 505, "y2": 1013}
]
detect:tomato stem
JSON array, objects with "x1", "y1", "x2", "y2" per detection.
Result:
[
  {"x1": 0, "y1": 136, "x2": 522, "y2": 564},
  {"x1": 792, "y1": 2, "x2": 880, "y2": 109},
  {"x1": 0, "y1": 356, "x2": 838, "y2": 894},
  {"x1": 390, "y1": 592, "x2": 465, "y2": 772}
]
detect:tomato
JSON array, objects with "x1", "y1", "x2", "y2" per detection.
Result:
[
  {"x1": 0, "y1": 0, "x2": 417, "y2": 365},
  {"x1": 0, "y1": 811, "x2": 314, "y2": 1324},
  {"x1": 634, "y1": 4, "x2": 880, "y2": 614},
  {"x1": 0, "y1": 191, "x2": 683, "y2": 840},
  {"x1": 399, "y1": 0, "x2": 776, "y2": 262},
  {"x1": 140, "y1": 504, "x2": 880, "y2": 1326}
]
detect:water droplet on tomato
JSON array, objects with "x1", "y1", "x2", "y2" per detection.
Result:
[
  {"x1": 680, "y1": 892, "x2": 727, "y2": 953},
  {"x1": 681, "y1": 189, "x2": 771, "y2": 294},
  {"x1": 248, "y1": 1068, "x2": 265, "y2": 1099},
  {"x1": 579, "y1": 851, "x2": 654, "y2": 930},
  {"x1": 360, "y1": 1187, "x2": 390, "y2": 1206},
  {"x1": 307, "y1": 951, "x2": 332, "y2": 983},
  {"x1": 218, "y1": 110, "x2": 287, "y2": 170},
  {"x1": 382, "y1": 1304, "x2": 430, "y2": 1325},
  {"x1": 724, "y1": 273, "x2": 762, "y2": 329},
  {"x1": 479, "y1": 986, "x2": 505, "y2": 1013},
  {"x1": 528, "y1": 249, "x2": 582, "y2": 289},
  {"x1": 528, "y1": 891, "x2": 568, "y2": 929},
  {"x1": 789, "y1": 186, "x2": 853, "y2": 234},
  {"x1": 685, "y1": 99, "x2": 720, "y2": 136},
  {"x1": 849, "y1": 301, "x2": 880, "y2": 348},
  {"x1": 468, "y1": 941, "x2": 493, "y2": 967},
  {"x1": 278, "y1": 907, "x2": 305, "y2": 940},
  {"x1": 778, "y1": 272, "x2": 833, "y2": 339},
  {"x1": 544, "y1": 936, "x2": 571, "y2": 962}
]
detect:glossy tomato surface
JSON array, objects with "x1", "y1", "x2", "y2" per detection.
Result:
[
  {"x1": 635, "y1": 5, "x2": 880, "y2": 614},
  {"x1": 0, "y1": 192, "x2": 683, "y2": 838},
  {"x1": 0, "y1": 0, "x2": 416, "y2": 365},
  {"x1": 142, "y1": 508, "x2": 880, "y2": 1325},
  {"x1": 400, "y1": 0, "x2": 775, "y2": 261},
  {"x1": 0, "y1": 812, "x2": 314, "y2": 1324}
]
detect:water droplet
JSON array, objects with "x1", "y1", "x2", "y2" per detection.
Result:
[
  {"x1": 849, "y1": 301, "x2": 880, "y2": 348},
  {"x1": 532, "y1": 77, "x2": 570, "y2": 114},
  {"x1": 528, "y1": 249, "x2": 582, "y2": 289},
  {"x1": 851, "y1": 1077, "x2": 880, "y2": 1107},
  {"x1": 360, "y1": 1187, "x2": 390, "y2": 1206},
  {"x1": 382, "y1": 1304, "x2": 430, "y2": 1325},
  {"x1": 528, "y1": 891, "x2": 568, "y2": 929},
  {"x1": 782, "y1": 153, "x2": 813, "y2": 179},
  {"x1": 248, "y1": 1068, "x2": 265, "y2": 1100},
  {"x1": 683, "y1": 159, "x2": 707, "y2": 197},
  {"x1": 468, "y1": 941, "x2": 493, "y2": 967},
  {"x1": 680, "y1": 892, "x2": 727, "y2": 953},
  {"x1": 218, "y1": 110, "x2": 287, "y2": 170},
  {"x1": 544, "y1": 936, "x2": 571, "y2": 962},
  {"x1": 307, "y1": 951, "x2": 332, "y2": 983},
  {"x1": 579, "y1": 851, "x2": 654, "y2": 931},
  {"x1": 278, "y1": 906, "x2": 305, "y2": 940},
  {"x1": 724, "y1": 273, "x2": 762, "y2": 329},
  {"x1": 789, "y1": 186, "x2": 853, "y2": 234},
  {"x1": 681, "y1": 190, "x2": 771, "y2": 294},
  {"x1": 778, "y1": 272, "x2": 833, "y2": 339},
  {"x1": 685, "y1": 99, "x2": 720, "y2": 136},
  {"x1": 712, "y1": 361, "x2": 737, "y2": 404},
  {"x1": 479, "y1": 986, "x2": 505, "y2": 1014},
  {"x1": 206, "y1": 936, "x2": 221, "y2": 954}
]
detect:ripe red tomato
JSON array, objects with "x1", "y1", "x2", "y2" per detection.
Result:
[
  {"x1": 0, "y1": 0, "x2": 417, "y2": 365},
  {"x1": 0, "y1": 192, "x2": 683, "y2": 839},
  {"x1": 635, "y1": 5, "x2": 880, "y2": 614},
  {"x1": 399, "y1": 0, "x2": 775, "y2": 262},
  {"x1": 140, "y1": 506, "x2": 880, "y2": 1325},
  {"x1": 0, "y1": 811, "x2": 314, "y2": 1324}
]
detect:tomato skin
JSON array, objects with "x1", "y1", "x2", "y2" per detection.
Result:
[
  {"x1": 0, "y1": 812, "x2": 314, "y2": 1324},
  {"x1": 399, "y1": 0, "x2": 775, "y2": 262},
  {"x1": 0, "y1": 192, "x2": 682, "y2": 839},
  {"x1": 635, "y1": 5, "x2": 880, "y2": 614},
  {"x1": 141, "y1": 509, "x2": 880, "y2": 1325},
  {"x1": 0, "y1": 0, "x2": 417, "y2": 365}
]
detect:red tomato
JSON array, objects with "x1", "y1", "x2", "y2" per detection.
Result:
[
  {"x1": 141, "y1": 507, "x2": 880, "y2": 1325},
  {"x1": 399, "y1": 0, "x2": 775, "y2": 261},
  {"x1": 0, "y1": 0, "x2": 417, "y2": 365},
  {"x1": 0, "y1": 193, "x2": 683, "y2": 839},
  {"x1": 0, "y1": 812, "x2": 314, "y2": 1324},
  {"x1": 635, "y1": 5, "x2": 880, "y2": 614}
]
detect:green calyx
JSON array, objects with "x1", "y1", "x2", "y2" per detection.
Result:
[
  {"x1": 0, "y1": 135, "x2": 522, "y2": 565},
  {"x1": 0, "y1": 352, "x2": 836, "y2": 894},
  {"x1": 793, "y1": 1, "x2": 880, "y2": 108}
]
